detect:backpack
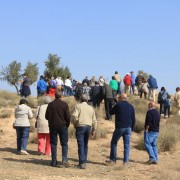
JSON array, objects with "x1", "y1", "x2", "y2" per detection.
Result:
[{"x1": 158, "y1": 91, "x2": 166, "y2": 104}]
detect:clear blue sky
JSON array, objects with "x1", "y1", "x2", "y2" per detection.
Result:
[{"x1": 0, "y1": 0, "x2": 180, "y2": 95}]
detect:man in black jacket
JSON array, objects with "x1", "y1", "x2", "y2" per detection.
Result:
[
  {"x1": 144, "y1": 101, "x2": 160, "y2": 164},
  {"x1": 45, "y1": 92, "x2": 70, "y2": 167},
  {"x1": 105, "y1": 93, "x2": 136, "y2": 165}
]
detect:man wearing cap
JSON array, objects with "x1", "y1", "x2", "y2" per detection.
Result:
[{"x1": 71, "y1": 94, "x2": 97, "y2": 169}]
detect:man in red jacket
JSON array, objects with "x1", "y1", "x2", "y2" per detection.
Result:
[{"x1": 123, "y1": 73, "x2": 132, "y2": 95}]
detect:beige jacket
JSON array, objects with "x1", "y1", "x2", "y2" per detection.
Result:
[
  {"x1": 35, "y1": 104, "x2": 49, "y2": 133},
  {"x1": 114, "y1": 74, "x2": 122, "y2": 83},
  {"x1": 174, "y1": 91, "x2": 180, "y2": 108},
  {"x1": 71, "y1": 102, "x2": 97, "y2": 131}
]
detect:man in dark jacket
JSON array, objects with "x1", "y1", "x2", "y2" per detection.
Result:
[
  {"x1": 45, "y1": 92, "x2": 70, "y2": 167},
  {"x1": 105, "y1": 93, "x2": 135, "y2": 165},
  {"x1": 144, "y1": 101, "x2": 160, "y2": 164},
  {"x1": 103, "y1": 82, "x2": 115, "y2": 120}
]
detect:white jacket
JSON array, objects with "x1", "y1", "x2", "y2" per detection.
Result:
[{"x1": 14, "y1": 104, "x2": 33, "y2": 127}]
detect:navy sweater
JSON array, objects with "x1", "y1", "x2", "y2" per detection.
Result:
[
  {"x1": 145, "y1": 108, "x2": 160, "y2": 132},
  {"x1": 110, "y1": 101, "x2": 136, "y2": 130}
]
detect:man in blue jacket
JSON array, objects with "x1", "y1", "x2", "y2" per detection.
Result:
[
  {"x1": 37, "y1": 75, "x2": 47, "y2": 97},
  {"x1": 105, "y1": 93, "x2": 136, "y2": 165},
  {"x1": 147, "y1": 75, "x2": 158, "y2": 102}
]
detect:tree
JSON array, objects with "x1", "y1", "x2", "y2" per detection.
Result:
[
  {"x1": 0, "y1": 61, "x2": 39, "y2": 95},
  {"x1": 44, "y1": 53, "x2": 71, "y2": 80},
  {"x1": 138, "y1": 70, "x2": 149, "y2": 80},
  {"x1": 0, "y1": 61, "x2": 22, "y2": 94},
  {"x1": 24, "y1": 61, "x2": 39, "y2": 84}
]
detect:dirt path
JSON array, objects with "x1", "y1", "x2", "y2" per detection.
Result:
[{"x1": 0, "y1": 113, "x2": 180, "y2": 180}]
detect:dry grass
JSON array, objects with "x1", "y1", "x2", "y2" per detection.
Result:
[
  {"x1": 0, "y1": 109, "x2": 12, "y2": 118},
  {"x1": 136, "y1": 123, "x2": 180, "y2": 152},
  {"x1": 158, "y1": 124, "x2": 179, "y2": 152},
  {"x1": 0, "y1": 90, "x2": 20, "y2": 107}
]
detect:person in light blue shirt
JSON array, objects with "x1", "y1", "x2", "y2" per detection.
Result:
[
  {"x1": 164, "y1": 94, "x2": 171, "y2": 118},
  {"x1": 130, "y1": 71, "x2": 136, "y2": 94}
]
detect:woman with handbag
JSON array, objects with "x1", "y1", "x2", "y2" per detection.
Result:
[
  {"x1": 14, "y1": 99, "x2": 33, "y2": 155},
  {"x1": 35, "y1": 96, "x2": 51, "y2": 155}
]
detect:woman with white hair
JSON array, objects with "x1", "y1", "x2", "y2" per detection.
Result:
[{"x1": 35, "y1": 96, "x2": 52, "y2": 155}]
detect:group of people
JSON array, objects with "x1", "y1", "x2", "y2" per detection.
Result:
[
  {"x1": 13, "y1": 92, "x2": 97, "y2": 169},
  {"x1": 13, "y1": 71, "x2": 180, "y2": 170},
  {"x1": 13, "y1": 90, "x2": 161, "y2": 169}
]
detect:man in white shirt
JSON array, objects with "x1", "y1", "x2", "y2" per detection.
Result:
[
  {"x1": 64, "y1": 76, "x2": 72, "y2": 96},
  {"x1": 56, "y1": 77, "x2": 64, "y2": 92}
]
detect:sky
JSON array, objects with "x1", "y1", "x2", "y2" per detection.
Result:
[{"x1": 0, "y1": 0, "x2": 180, "y2": 96}]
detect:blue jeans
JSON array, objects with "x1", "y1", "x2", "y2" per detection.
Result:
[
  {"x1": 144, "y1": 131, "x2": 159, "y2": 161},
  {"x1": 50, "y1": 127, "x2": 68, "y2": 163},
  {"x1": 110, "y1": 128, "x2": 132, "y2": 163},
  {"x1": 76, "y1": 126, "x2": 91, "y2": 164},
  {"x1": 16, "y1": 127, "x2": 30, "y2": 151}
]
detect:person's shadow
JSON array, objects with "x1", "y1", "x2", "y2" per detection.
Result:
[{"x1": 0, "y1": 147, "x2": 37, "y2": 155}]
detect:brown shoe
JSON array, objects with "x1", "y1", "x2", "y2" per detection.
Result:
[
  {"x1": 105, "y1": 160, "x2": 116, "y2": 166},
  {"x1": 62, "y1": 161, "x2": 70, "y2": 168}
]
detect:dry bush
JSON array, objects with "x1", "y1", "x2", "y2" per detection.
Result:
[
  {"x1": 136, "y1": 124, "x2": 180, "y2": 152},
  {"x1": 68, "y1": 124, "x2": 76, "y2": 138},
  {"x1": 135, "y1": 132, "x2": 145, "y2": 150},
  {"x1": 26, "y1": 96, "x2": 38, "y2": 108},
  {"x1": 0, "y1": 90, "x2": 20, "y2": 107},
  {"x1": 63, "y1": 96, "x2": 78, "y2": 112},
  {"x1": 134, "y1": 113, "x2": 145, "y2": 133},
  {"x1": 91, "y1": 125, "x2": 109, "y2": 140},
  {"x1": 158, "y1": 124, "x2": 179, "y2": 152},
  {"x1": 0, "y1": 109, "x2": 12, "y2": 118}
]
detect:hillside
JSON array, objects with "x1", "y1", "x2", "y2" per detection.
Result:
[{"x1": 0, "y1": 95, "x2": 180, "y2": 179}]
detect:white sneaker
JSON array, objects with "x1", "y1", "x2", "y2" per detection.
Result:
[{"x1": 20, "y1": 150, "x2": 29, "y2": 155}]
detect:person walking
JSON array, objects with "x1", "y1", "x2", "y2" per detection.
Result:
[
  {"x1": 45, "y1": 92, "x2": 70, "y2": 167},
  {"x1": 105, "y1": 93, "x2": 136, "y2": 165},
  {"x1": 103, "y1": 81, "x2": 115, "y2": 120},
  {"x1": 157, "y1": 87, "x2": 169, "y2": 116},
  {"x1": 37, "y1": 75, "x2": 47, "y2": 97},
  {"x1": 14, "y1": 99, "x2": 33, "y2": 155},
  {"x1": 147, "y1": 75, "x2": 158, "y2": 102},
  {"x1": 35, "y1": 96, "x2": 51, "y2": 155},
  {"x1": 114, "y1": 71, "x2": 122, "y2": 94},
  {"x1": 164, "y1": 95, "x2": 171, "y2": 118},
  {"x1": 123, "y1": 73, "x2": 132, "y2": 95},
  {"x1": 71, "y1": 94, "x2": 97, "y2": 169},
  {"x1": 174, "y1": 87, "x2": 180, "y2": 116},
  {"x1": 130, "y1": 71, "x2": 136, "y2": 95},
  {"x1": 144, "y1": 102, "x2": 160, "y2": 164},
  {"x1": 20, "y1": 74, "x2": 31, "y2": 98}
]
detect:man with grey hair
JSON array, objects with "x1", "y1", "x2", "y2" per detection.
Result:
[
  {"x1": 144, "y1": 101, "x2": 160, "y2": 164},
  {"x1": 45, "y1": 91, "x2": 70, "y2": 167},
  {"x1": 105, "y1": 93, "x2": 136, "y2": 165},
  {"x1": 71, "y1": 94, "x2": 97, "y2": 169}
]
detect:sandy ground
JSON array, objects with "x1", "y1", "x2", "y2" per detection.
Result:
[{"x1": 0, "y1": 110, "x2": 180, "y2": 180}]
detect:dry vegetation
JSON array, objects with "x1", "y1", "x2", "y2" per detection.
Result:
[{"x1": 0, "y1": 91, "x2": 180, "y2": 179}]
